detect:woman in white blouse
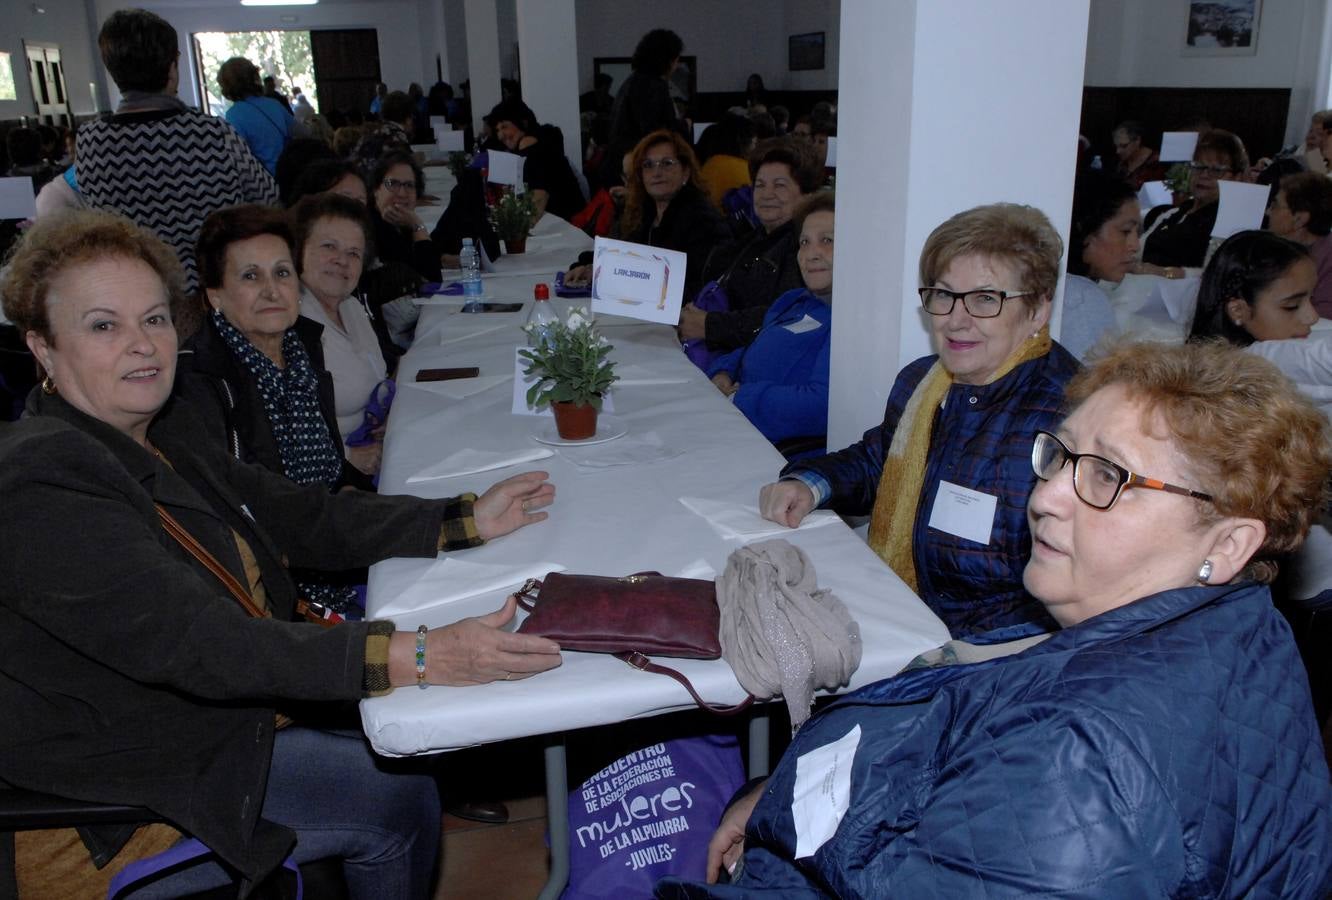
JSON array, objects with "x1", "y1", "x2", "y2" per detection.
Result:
[{"x1": 293, "y1": 192, "x2": 394, "y2": 476}]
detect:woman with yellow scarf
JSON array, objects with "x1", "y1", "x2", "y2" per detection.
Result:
[{"x1": 759, "y1": 204, "x2": 1080, "y2": 636}]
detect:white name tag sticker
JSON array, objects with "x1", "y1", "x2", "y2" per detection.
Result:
[
  {"x1": 927, "y1": 480, "x2": 997, "y2": 545},
  {"x1": 589, "y1": 237, "x2": 687, "y2": 325},
  {"x1": 782, "y1": 313, "x2": 822, "y2": 335},
  {"x1": 792, "y1": 724, "x2": 860, "y2": 859}
]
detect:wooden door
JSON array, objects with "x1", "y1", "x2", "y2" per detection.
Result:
[
  {"x1": 309, "y1": 29, "x2": 381, "y2": 120},
  {"x1": 23, "y1": 42, "x2": 71, "y2": 127}
]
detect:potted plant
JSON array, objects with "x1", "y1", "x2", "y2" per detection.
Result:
[
  {"x1": 490, "y1": 187, "x2": 537, "y2": 254},
  {"x1": 519, "y1": 308, "x2": 618, "y2": 439},
  {"x1": 1164, "y1": 162, "x2": 1193, "y2": 206},
  {"x1": 446, "y1": 151, "x2": 472, "y2": 180}
]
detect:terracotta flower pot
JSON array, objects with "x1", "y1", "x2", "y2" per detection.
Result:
[
  {"x1": 552, "y1": 400, "x2": 597, "y2": 440},
  {"x1": 505, "y1": 236, "x2": 528, "y2": 254}
]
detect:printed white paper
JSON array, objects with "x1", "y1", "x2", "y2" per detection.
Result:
[
  {"x1": 487, "y1": 150, "x2": 525, "y2": 190},
  {"x1": 824, "y1": 136, "x2": 837, "y2": 169},
  {"x1": 0, "y1": 176, "x2": 37, "y2": 219},
  {"x1": 1159, "y1": 131, "x2": 1199, "y2": 163},
  {"x1": 436, "y1": 129, "x2": 466, "y2": 152},
  {"x1": 590, "y1": 237, "x2": 687, "y2": 325},
  {"x1": 1137, "y1": 180, "x2": 1172, "y2": 212},
  {"x1": 1211, "y1": 181, "x2": 1271, "y2": 240},
  {"x1": 792, "y1": 724, "x2": 861, "y2": 859},
  {"x1": 927, "y1": 480, "x2": 997, "y2": 545}
]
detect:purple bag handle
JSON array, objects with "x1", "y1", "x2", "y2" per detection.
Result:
[
  {"x1": 682, "y1": 280, "x2": 731, "y2": 372},
  {"x1": 106, "y1": 838, "x2": 302, "y2": 900}
]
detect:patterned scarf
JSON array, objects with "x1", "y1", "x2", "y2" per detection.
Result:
[
  {"x1": 212, "y1": 311, "x2": 360, "y2": 616},
  {"x1": 866, "y1": 327, "x2": 1052, "y2": 591},
  {"x1": 212, "y1": 310, "x2": 344, "y2": 487}
]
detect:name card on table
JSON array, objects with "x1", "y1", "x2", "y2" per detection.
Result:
[
  {"x1": 1159, "y1": 131, "x2": 1199, "y2": 163},
  {"x1": 511, "y1": 348, "x2": 614, "y2": 417},
  {"x1": 692, "y1": 122, "x2": 713, "y2": 144},
  {"x1": 1138, "y1": 180, "x2": 1173, "y2": 212},
  {"x1": 0, "y1": 176, "x2": 37, "y2": 219},
  {"x1": 824, "y1": 136, "x2": 837, "y2": 168},
  {"x1": 487, "y1": 150, "x2": 525, "y2": 191},
  {"x1": 436, "y1": 129, "x2": 466, "y2": 152},
  {"x1": 589, "y1": 237, "x2": 687, "y2": 326},
  {"x1": 430, "y1": 115, "x2": 447, "y2": 134},
  {"x1": 1211, "y1": 181, "x2": 1271, "y2": 240}
]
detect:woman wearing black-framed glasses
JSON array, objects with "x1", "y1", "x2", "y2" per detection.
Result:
[
  {"x1": 1138, "y1": 129, "x2": 1250, "y2": 275},
  {"x1": 759, "y1": 203, "x2": 1080, "y2": 637}
]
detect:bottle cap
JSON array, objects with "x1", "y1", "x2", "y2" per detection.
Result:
[{"x1": 533, "y1": 283, "x2": 550, "y2": 300}]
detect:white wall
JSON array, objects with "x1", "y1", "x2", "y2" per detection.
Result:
[
  {"x1": 0, "y1": 0, "x2": 102, "y2": 120},
  {"x1": 572, "y1": 0, "x2": 838, "y2": 94},
  {"x1": 1085, "y1": 0, "x2": 1331, "y2": 145},
  {"x1": 89, "y1": 0, "x2": 430, "y2": 110}
]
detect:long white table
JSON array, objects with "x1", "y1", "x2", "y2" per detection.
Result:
[{"x1": 359, "y1": 217, "x2": 948, "y2": 895}]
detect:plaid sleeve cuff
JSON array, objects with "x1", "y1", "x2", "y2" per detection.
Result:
[
  {"x1": 785, "y1": 472, "x2": 830, "y2": 507},
  {"x1": 362, "y1": 619, "x2": 397, "y2": 697},
  {"x1": 437, "y1": 492, "x2": 483, "y2": 551}
]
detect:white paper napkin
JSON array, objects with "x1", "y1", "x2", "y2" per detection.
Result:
[
  {"x1": 406, "y1": 446, "x2": 554, "y2": 483},
  {"x1": 372, "y1": 557, "x2": 567, "y2": 618},
  {"x1": 559, "y1": 430, "x2": 684, "y2": 470},
  {"x1": 403, "y1": 373, "x2": 512, "y2": 400},
  {"x1": 678, "y1": 496, "x2": 841, "y2": 542}
]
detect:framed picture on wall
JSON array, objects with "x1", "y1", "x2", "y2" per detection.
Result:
[
  {"x1": 1183, "y1": 0, "x2": 1261, "y2": 56},
  {"x1": 789, "y1": 32, "x2": 825, "y2": 72}
]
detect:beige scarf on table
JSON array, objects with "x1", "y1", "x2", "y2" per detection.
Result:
[{"x1": 866, "y1": 327, "x2": 1052, "y2": 590}]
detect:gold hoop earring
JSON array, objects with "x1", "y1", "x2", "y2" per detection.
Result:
[{"x1": 41, "y1": 376, "x2": 57, "y2": 395}]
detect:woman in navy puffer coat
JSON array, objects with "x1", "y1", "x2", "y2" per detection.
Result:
[{"x1": 661, "y1": 342, "x2": 1332, "y2": 898}]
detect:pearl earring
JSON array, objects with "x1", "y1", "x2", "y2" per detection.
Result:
[{"x1": 1197, "y1": 559, "x2": 1213, "y2": 583}]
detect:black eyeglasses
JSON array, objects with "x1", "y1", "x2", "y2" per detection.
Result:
[
  {"x1": 641, "y1": 158, "x2": 681, "y2": 172},
  {"x1": 1031, "y1": 431, "x2": 1213, "y2": 511},
  {"x1": 918, "y1": 287, "x2": 1032, "y2": 319},
  {"x1": 381, "y1": 177, "x2": 417, "y2": 193},
  {"x1": 1187, "y1": 162, "x2": 1235, "y2": 177}
]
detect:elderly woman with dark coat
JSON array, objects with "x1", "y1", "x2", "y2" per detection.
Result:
[
  {"x1": 680, "y1": 137, "x2": 824, "y2": 353},
  {"x1": 621, "y1": 129, "x2": 732, "y2": 301},
  {"x1": 663, "y1": 342, "x2": 1332, "y2": 897},
  {"x1": 0, "y1": 210, "x2": 561, "y2": 898}
]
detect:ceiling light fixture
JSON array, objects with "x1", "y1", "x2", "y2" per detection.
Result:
[{"x1": 240, "y1": 0, "x2": 318, "y2": 6}]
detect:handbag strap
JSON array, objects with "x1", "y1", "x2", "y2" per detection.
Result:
[
  {"x1": 616, "y1": 652, "x2": 755, "y2": 717},
  {"x1": 155, "y1": 504, "x2": 268, "y2": 619}
]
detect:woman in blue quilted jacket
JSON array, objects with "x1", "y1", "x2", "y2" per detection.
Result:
[
  {"x1": 760, "y1": 203, "x2": 1079, "y2": 635},
  {"x1": 663, "y1": 341, "x2": 1332, "y2": 898}
]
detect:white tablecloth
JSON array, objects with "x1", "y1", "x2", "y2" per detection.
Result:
[{"x1": 360, "y1": 274, "x2": 949, "y2": 756}]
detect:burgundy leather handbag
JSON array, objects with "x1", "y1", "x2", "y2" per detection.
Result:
[{"x1": 514, "y1": 572, "x2": 752, "y2": 715}]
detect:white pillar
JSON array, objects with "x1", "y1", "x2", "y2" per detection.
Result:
[
  {"x1": 463, "y1": 0, "x2": 502, "y2": 135},
  {"x1": 828, "y1": 0, "x2": 1090, "y2": 449},
  {"x1": 514, "y1": 0, "x2": 581, "y2": 169}
]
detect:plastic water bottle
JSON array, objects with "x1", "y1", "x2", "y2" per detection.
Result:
[
  {"x1": 460, "y1": 238, "x2": 483, "y2": 310},
  {"x1": 525, "y1": 284, "x2": 559, "y2": 348}
]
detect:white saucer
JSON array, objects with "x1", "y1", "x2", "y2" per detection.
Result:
[{"x1": 532, "y1": 414, "x2": 628, "y2": 447}]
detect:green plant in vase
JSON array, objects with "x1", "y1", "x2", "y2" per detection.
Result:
[
  {"x1": 1164, "y1": 162, "x2": 1192, "y2": 202},
  {"x1": 446, "y1": 151, "x2": 472, "y2": 180},
  {"x1": 519, "y1": 308, "x2": 618, "y2": 439},
  {"x1": 490, "y1": 186, "x2": 538, "y2": 254}
]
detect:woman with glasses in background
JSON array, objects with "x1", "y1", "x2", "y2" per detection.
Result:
[
  {"x1": 666, "y1": 342, "x2": 1330, "y2": 898},
  {"x1": 366, "y1": 149, "x2": 442, "y2": 283},
  {"x1": 759, "y1": 203, "x2": 1079, "y2": 636},
  {"x1": 621, "y1": 129, "x2": 732, "y2": 300},
  {"x1": 1137, "y1": 129, "x2": 1249, "y2": 276}
]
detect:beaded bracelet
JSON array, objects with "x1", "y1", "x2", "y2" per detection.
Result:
[{"x1": 415, "y1": 625, "x2": 428, "y2": 689}]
